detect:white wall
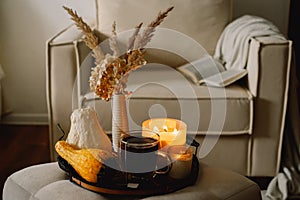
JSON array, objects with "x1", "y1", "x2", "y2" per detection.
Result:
[
  {"x1": 0, "y1": 0, "x2": 290, "y2": 124},
  {"x1": 232, "y1": 0, "x2": 290, "y2": 35},
  {"x1": 0, "y1": 0, "x2": 95, "y2": 124}
]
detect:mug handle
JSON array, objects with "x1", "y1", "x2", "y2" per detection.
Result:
[{"x1": 155, "y1": 151, "x2": 172, "y2": 175}]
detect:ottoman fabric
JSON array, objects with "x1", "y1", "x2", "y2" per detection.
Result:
[
  {"x1": 3, "y1": 163, "x2": 67, "y2": 200},
  {"x1": 3, "y1": 162, "x2": 261, "y2": 200}
]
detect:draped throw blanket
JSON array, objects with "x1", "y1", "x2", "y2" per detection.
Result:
[{"x1": 214, "y1": 15, "x2": 285, "y2": 70}]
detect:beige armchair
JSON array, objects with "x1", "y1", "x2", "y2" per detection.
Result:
[{"x1": 46, "y1": 0, "x2": 292, "y2": 178}]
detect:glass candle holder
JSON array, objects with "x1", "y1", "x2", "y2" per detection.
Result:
[
  {"x1": 168, "y1": 145, "x2": 193, "y2": 179},
  {"x1": 142, "y1": 118, "x2": 187, "y2": 149}
]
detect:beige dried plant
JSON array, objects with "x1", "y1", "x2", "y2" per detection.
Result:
[
  {"x1": 109, "y1": 21, "x2": 120, "y2": 57},
  {"x1": 127, "y1": 22, "x2": 143, "y2": 51},
  {"x1": 134, "y1": 6, "x2": 174, "y2": 49},
  {"x1": 63, "y1": 6, "x2": 105, "y2": 63},
  {"x1": 63, "y1": 5, "x2": 174, "y2": 101},
  {"x1": 63, "y1": 6, "x2": 99, "y2": 49}
]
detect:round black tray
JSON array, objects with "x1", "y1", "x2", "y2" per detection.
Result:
[{"x1": 58, "y1": 154, "x2": 199, "y2": 196}]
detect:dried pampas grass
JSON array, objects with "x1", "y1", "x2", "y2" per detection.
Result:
[
  {"x1": 63, "y1": 5, "x2": 174, "y2": 101},
  {"x1": 133, "y1": 6, "x2": 174, "y2": 49},
  {"x1": 63, "y1": 6, "x2": 99, "y2": 50},
  {"x1": 63, "y1": 6, "x2": 105, "y2": 63},
  {"x1": 127, "y1": 22, "x2": 143, "y2": 51},
  {"x1": 109, "y1": 21, "x2": 120, "y2": 57}
]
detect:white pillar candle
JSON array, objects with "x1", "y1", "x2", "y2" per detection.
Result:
[{"x1": 142, "y1": 118, "x2": 186, "y2": 149}]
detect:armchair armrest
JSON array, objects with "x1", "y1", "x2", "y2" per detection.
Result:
[
  {"x1": 246, "y1": 36, "x2": 292, "y2": 176},
  {"x1": 247, "y1": 37, "x2": 292, "y2": 97},
  {"x1": 46, "y1": 24, "x2": 91, "y2": 160}
]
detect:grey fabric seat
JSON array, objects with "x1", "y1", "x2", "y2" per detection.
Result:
[{"x1": 3, "y1": 162, "x2": 262, "y2": 200}]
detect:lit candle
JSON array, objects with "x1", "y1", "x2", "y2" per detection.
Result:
[
  {"x1": 142, "y1": 118, "x2": 186, "y2": 149},
  {"x1": 168, "y1": 145, "x2": 193, "y2": 179}
]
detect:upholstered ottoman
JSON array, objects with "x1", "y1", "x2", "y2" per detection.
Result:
[{"x1": 3, "y1": 161, "x2": 262, "y2": 200}]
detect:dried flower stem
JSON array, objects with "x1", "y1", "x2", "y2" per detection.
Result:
[
  {"x1": 92, "y1": 47, "x2": 105, "y2": 65},
  {"x1": 109, "y1": 21, "x2": 120, "y2": 57},
  {"x1": 63, "y1": 6, "x2": 104, "y2": 60},
  {"x1": 127, "y1": 22, "x2": 143, "y2": 51},
  {"x1": 134, "y1": 6, "x2": 174, "y2": 49}
]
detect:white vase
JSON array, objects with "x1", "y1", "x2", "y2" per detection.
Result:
[{"x1": 112, "y1": 93, "x2": 129, "y2": 152}]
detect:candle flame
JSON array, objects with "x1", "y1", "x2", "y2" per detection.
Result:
[
  {"x1": 153, "y1": 126, "x2": 159, "y2": 133},
  {"x1": 163, "y1": 125, "x2": 168, "y2": 132},
  {"x1": 142, "y1": 118, "x2": 187, "y2": 148}
]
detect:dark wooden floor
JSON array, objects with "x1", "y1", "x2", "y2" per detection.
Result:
[{"x1": 0, "y1": 124, "x2": 50, "y2": 197}]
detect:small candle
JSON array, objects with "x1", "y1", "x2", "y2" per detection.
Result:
[
  {"x1": 142, "y1": 118, "x2": 186, "y2": 149},
  {"x1": 168, "y1": 145, "x2": 193, "y2": 179}
]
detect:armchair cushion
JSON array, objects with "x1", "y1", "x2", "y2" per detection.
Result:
[{"x1": 83, "y1": 64, "x2": 253, "y2": 135}]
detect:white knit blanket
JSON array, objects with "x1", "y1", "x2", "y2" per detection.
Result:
[{"x1": 214, "y1": 15, "x2": 285, "y2": 70}]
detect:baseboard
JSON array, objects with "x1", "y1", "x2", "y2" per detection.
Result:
[{"x1": 0, "y1": 113, "x2": 49, "y2": 125}]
